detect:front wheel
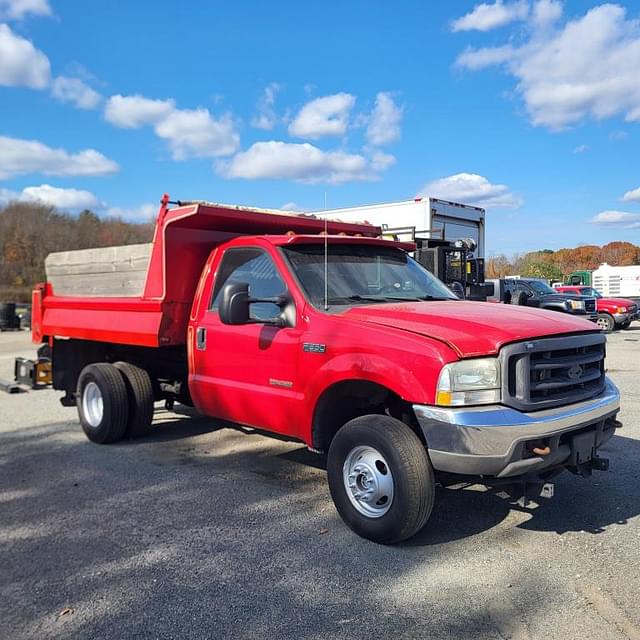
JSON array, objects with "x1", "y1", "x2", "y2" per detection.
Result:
[
  {"x1": 596, "y1": 313, "x2": 615, "y2": 333},
  {"x1": 618, "y1": 320, "x2": 632, "y2": 330},
  {"x1": 327, "y1": 415, "x2": 435, "y2": 544}
]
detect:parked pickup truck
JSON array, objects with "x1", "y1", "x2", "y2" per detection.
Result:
[
  {"x1": 554, "y1": 285, "x2": 638, "y2": 332},
  {"x1": 31, "y1": 195, "x2": 621, "y2": 544},
  {"x1": 501, "y1": 278, "x2": 598, "y2": 322}
]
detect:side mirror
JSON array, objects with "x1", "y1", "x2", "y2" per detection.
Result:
[
  {"x1": 449, "y1": 281, "x2": 465, "y2": 299},
  {"x1": 218, "y1": 281, "x2": 291, "y2": 327},
  {"x1": 219, "y1": 282, "x2": 251, "y2": 325}
]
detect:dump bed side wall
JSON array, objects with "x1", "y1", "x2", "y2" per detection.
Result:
[{"x1": 45, "y1": 243, "x2": 152, "y2": 297}]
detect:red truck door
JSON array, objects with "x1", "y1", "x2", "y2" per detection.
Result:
[{"x1": 190, "y1": 246, "x2": 304, "y2": 438}]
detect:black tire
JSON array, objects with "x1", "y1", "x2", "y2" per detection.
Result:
[
  {"x1": 596, "y1": 313, "x2": 615, "y2": 333},
  {"x1": 114, "y1": 362, "x2": 155, "y2": 438},
  {"x1": 327, "y1": 415, "x2": 435, "y2": 544},
  {"x1": 77, "y1": 363, "x2": 129, "y2": 444},
  {"x1": 618, "y1": 320, "x2": 631, "y2": 330},
  {"x1": 510, "y1": 290, "x2": 528, "y2": 306}
]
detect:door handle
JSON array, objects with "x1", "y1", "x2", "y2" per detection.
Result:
[{"x1": 196, "y1": 326, "x2": 207, "y2": 351}]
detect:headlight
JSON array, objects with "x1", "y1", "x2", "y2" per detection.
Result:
[
  {"x1": 568, "y1": 299, "x2": 585, "y2": 311},
  {"x1": 616, "y1": 306, "x2": 627, "y2": 313},
  {"x1": 436, "y1": 358, "x2": 501, "y2": 406}
]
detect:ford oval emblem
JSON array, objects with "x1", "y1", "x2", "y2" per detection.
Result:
[{"x1": 567, "y1": 365, "x2": 584, "y2": 380}]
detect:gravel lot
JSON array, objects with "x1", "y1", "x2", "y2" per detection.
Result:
[{"x1": 1, "y1": 328, "x2": 639, "y2": 640}]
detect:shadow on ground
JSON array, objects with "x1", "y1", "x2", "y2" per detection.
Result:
[{"x1": 1, "y1": 411, "x2": 639, "y2": 640}]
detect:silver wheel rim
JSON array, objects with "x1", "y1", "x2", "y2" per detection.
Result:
[
  {"x1": 82, "y1": 381, "x2": 104, "y2": 428},
  {"x1": 343, "y1": 445, "x2": 394, "y2": 518},
  {"x1": 596, "y1": 317, "x2": 610, "y2": 331}
]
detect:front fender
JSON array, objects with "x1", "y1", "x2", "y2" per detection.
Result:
[
  {"x1": 300, "y1": 351, "x2": 439, "y2": 445},
  {"x1": 307, "y1": 352, "x2": 433, "y2": 407}
]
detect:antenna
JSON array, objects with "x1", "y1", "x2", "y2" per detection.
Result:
[{"x1": 324, "y1": 217, "x2": 329, "y2": 311}]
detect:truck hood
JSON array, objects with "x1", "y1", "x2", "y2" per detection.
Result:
[
  {"x1": 599, "y1": 297, "x2": 637, "y2": 308},
  {"x1": 342, "y1": 300, "x2": 598, "y2": 358}
]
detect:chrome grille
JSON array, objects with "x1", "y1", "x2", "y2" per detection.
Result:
[
  {"x1": 500, "y1": 333, "x2": 606, "y2": 411},
  {"x1": 584, "y1": 298, "x2": 596, "y2": 313}
]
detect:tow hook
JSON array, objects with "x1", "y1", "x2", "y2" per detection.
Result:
[{"x1": 531, "y1": 445, "x2": 551, "y2": 456}]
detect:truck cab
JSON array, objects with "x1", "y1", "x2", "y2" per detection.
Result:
[{"x1": 502, "y1": 278, "x2": 598, "y2": 322}]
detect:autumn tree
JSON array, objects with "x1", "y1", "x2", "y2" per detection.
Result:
[{"x1": 0, "y1": 201, "x2": 154, "y2": 301}]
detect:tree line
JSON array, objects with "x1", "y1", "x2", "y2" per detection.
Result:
[
  {"x1": 486, "y1": 241, "x2": 640, "y2": 282},
  {"x1": 2, "y1": 201, "x2": 639, "y2": 301},
  {"x1": 0, "y1": 202, "x2": 154, "y2": 302}
]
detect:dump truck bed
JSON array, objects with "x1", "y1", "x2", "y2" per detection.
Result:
[{"x1": 32, "y1": 196, "x2": 380, "y2": 347}]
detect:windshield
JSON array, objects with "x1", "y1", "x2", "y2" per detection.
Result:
[
  {"x1": 579, "y1": 287, "x2": 601, "y2": 298},
  {"x1": 282, "y1": 244, "x2": 457, "y2": 309},
  {"x1": 527, "y1": 280, "x2": 556, "y2": 295}
]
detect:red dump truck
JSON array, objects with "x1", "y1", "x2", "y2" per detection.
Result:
[{"x1": 31, "y1": 195, "x2": 621, "y2": 543}]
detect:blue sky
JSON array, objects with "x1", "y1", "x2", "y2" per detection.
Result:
[{"x1": 1, "y1": 0, "x2": 640, "y2": 254}]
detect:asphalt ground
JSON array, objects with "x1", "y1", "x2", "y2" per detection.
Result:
[{"x1": 1, "y1": 327, "x2": 639, "y2": 640}]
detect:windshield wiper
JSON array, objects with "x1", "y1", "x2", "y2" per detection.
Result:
[
  {"x1": 334, "y1": 294, "x2": 454, "y2": 304},
  {"x1": 416, "y1": 295, "x2": 455, "y2": 301}
]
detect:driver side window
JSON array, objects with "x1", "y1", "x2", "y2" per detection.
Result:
[{"x1": 211, "y1": 248, "x2": 286, "y2": 321}]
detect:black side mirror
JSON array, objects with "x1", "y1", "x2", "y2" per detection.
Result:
[
  {"x1": 219, "y1": 282, "x2": 251, "y2": 325},
  {"x1": 449, "y1": 281, "x2": 465, "y2": 299},
  {"x1": 218, "y1": 281, "x2": 291, "y2": 327}
]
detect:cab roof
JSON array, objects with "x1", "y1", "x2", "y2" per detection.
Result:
[{"x1": 262, "y1": 234, "x2": 416, "y2": 252}]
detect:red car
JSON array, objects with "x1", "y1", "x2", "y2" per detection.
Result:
[{"x1": 555, "y1": 285, "x2": 639, "y2": 332}]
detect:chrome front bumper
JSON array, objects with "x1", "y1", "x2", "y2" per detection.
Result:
[
  {"x1": 413, "y1": 378, "x2": 620, "y2": 478},
  {"x1": 613, "y1": 311, "x2": 638, "y2": 323}
]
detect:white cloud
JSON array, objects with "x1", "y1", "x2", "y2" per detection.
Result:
[
  {"x1": 370, "y1": 150, "x2": 396, "y2": 171},
  {"x1": 104, "y1": 94, "x2": 239, "y2": 159},
  {"x1": 366, "y1": 92, "x2": 403, "y2": 146},
  {"x1": 0, "y1": 0, "x2": 52, "y2": 20},
  {"x1": 455, "y1": 4, "x2": 640, "y2": 130},
  {"x1": 622, "y1": 187, "x2": 640, "y2": 203},
  {"x1": 288, "y1": 93, "x2": 355, "y2": 139},
  {"x1": 609, "y1": 130, "x2": 628, "y2": 141},
  {"x1": 280, "y1": 202, "x2": 303, "y2": 211},
  {"x1": 105, "y1": 202, "x2": 156, "y2": 221},
  {"x1": 0, "y1": 184, "x2": 102, "y2": 210},
  {"x1": 0, "y1": 23, "x2": 50, "y2": 88},
  {"x1": 451, "y1": 0, "x2": 528, "y2": 32},
  {"x1": 531, "y1": 0, "x2": 562, "y2": 29},
  {"x1": 51, "y1": 76, "x2": 101, "y2": 109},
  {"x1": 418, "y1": 172, "x2": 523, "y2": 209},
  {"x1": 104, "y1": 94, "x2": 176, "y2": 128},
  {"x1": 573, "y1": 144, "x2": 589, "y2": 154},
  {"x1": 455, "y1": 45, "x2": 515, "y2": 70},
  {"x1": 251, "y1": 82, "x2": 280, "y2": 130},
  {"x1": 154, "y1": 108, "x2": 239, "y2": 160},
  {"x1": 591, "y1": 210, "x2": 640, "y2": 228},
  {"x1": 219, "y1": 141, "x2": 387, "y2": 184},
  {"x1": 20, "y1": 184, "x2": 102, "y2": 209},
  {"x1": 0, "y1": 135, "x2": 119, "y2": 179}
]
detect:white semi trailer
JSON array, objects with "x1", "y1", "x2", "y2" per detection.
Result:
[
  {"x1": 316, "y1": 197, "x2": 486, "y2": 259},
  {"x1": 592, "y1": 263, "x2": 640, "y2": 298}
]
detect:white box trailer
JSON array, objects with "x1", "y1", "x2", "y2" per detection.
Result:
[
  {"x1": 316, "y1": 197, "x2": 486, "y2": 258},
  {"x1": 592, "y1": 263, "x2": 640, "y2": 298}
]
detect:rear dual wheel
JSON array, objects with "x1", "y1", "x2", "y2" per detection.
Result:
[
  {"x1": 327, "y1": 415, "x2": 435, "y2": 544},
  {"x1": 77, "y1": 362, "x2": 154, "y2": 443}
]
